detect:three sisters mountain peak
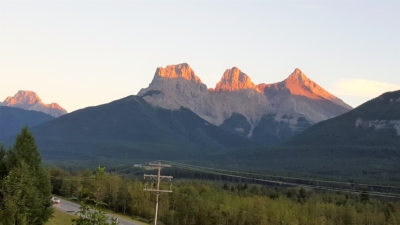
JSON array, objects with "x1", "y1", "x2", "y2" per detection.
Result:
[{"x1": 1, "y1": 63, "x2": 351, "y2": 125}]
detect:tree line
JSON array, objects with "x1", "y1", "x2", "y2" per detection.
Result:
[
  {"x1": 1, "y1": 127, "x2": 400, "y2": 225},
  {"x1": 49, "y1": 165, "x2": 400, "y2": 225}
]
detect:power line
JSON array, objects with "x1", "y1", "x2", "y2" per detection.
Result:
[
  {"x1": 49, "y1": 168, "x2": 149, "y2": 181},
  {"x1": 163, "y1": 160, "x2": 400, "y2": 189},
  {"x1": 108, "y1": 166, "x2": 148, "y2": 174},
  {"x1": 49, "y1": 162, "x2": 400, "y2": 198},
  {"x1": 166, "y1": 162, "x2": 400, "y2": 199}
]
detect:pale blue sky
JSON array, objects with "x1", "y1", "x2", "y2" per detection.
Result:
[{"x1": 1, "y1": 0, "x2": 399, "y2": 112}]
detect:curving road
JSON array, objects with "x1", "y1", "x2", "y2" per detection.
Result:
[{"x1": 53, "y1": 198, "x2": 143, "y2": 225}]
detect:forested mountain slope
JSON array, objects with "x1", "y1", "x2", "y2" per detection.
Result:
[
  {"x1": 2, "y1": 96, "x2": 259, "y2": 160},
  {"x1": 284, "y1": 90, "x2": 400, "y2": 147},
  {"x1": 0, "y1": 106, "x2": 54, "y2": 139}
]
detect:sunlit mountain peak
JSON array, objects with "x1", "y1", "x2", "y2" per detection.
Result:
[
  {"x1": 154, "y1": 63, "x2": 203, "y2": 84},
  {"x1": 212, "y1": 67, "x2": 260, "y2": 92},
  {"x1": 1, "y1": 90, "x2": 67, "y2": 117},
  {"x1": 4, "y1": 90, "x2": 42, "y2": 105}
]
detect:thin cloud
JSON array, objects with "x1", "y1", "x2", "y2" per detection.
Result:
[{"x1": 333, "y1": 79, "x2": 400, "y2": 97}]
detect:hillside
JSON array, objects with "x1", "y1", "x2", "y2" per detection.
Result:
[
  {"x1": 205, "y1": 91, "x2": 400, "y2": 178},
  {"x1": 0, "y1": 106, "x2": 54, "y2": 139},
  {"x1": 284, "y1": 90, "x2": 400, "y2": 147},
  {"x1": 1, "y1": 96, "x2": 259, "y2": 160}
]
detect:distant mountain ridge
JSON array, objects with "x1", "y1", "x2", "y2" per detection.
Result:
[
  {"x1": 1, "y1": 90, "x2": 67, "y2": 117},
  {"x1": 138, "y1": 63, "x2": 351, "y2": 144},
  {"x1": 0, "y1": 106, "x2": 54, "y2": 139},
  {"x1": 284, "y1": 90, "x2": 400, "y2": 147},
  {"x1": 205, "y1": 90, "x2": 400, "y2": 178},
  {"x1": 1, "y1": 96, "x2": 260, "y2": 160}
]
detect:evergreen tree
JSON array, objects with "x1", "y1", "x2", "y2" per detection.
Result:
[
  {"x1": 0, "y1": 144, "x2": 7, "y2": 207},
  {"x1": 0, "y1": 126, "x2": 53, "y2": 225},
  {"x1": 6, "y1": 126, "x2": 42, "y2": 170},
  {"x1": 0, "y1": 145, "x2": 7, "y2": 179}
]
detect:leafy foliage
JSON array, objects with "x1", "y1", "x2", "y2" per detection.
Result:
[
  {"x1": 0, "y1": 126, "x2": 53, "y2": 225},
  {"x1": 72, "y1": 167, "x2": 119, "y2": 225},
  {"x1": 49, "y1": 167, "x2": 400, "y2": 225}
]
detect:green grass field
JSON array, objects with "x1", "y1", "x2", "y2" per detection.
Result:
[
  {"x1": 46, "y1": 209, "x2": 76, "y2": 225},
  {"x1": 46, "y1": 205, "x2": 149, "y2": 225}
]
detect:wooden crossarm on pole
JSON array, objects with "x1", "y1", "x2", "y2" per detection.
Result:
[
  {"x1": 143, "y1": 189, "x2": 173, "y2": 193},
  {"x1": 143, "y1": 161, "x2": 173, "y2": 225},
  {"x1": 144, "y1": 174, "x2": 173, "y2": 179},
  {"x1": 148, "y1": 163, "x2": 171, "y2": 168}
]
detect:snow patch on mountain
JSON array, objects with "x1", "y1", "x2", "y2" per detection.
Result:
[{"x1": 355, "y1": 118, "x2": 400, "y2": 135}]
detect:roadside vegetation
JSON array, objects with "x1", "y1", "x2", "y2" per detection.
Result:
[
  {"x1": 45, "y1": 210, "x2": 76, "y2": 225},
  {"x1": 48, "y1": 165, "x2": 400, "y2": 225}
]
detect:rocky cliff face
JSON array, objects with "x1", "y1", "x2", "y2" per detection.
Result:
[
  {"x1": 138, "y1": 63, "x2": 213, "y2": 121},
  {"x1": 1, "y1": 90, "x2": 67, "y2": 117},
  {"x1": 156, "y1": 63, "x2": 202, "y2": 83},
  {"x1": 263, "y1": 68, "x2": 351, "y2": 108},
  {"x1": 212, "y1": 67, "x2": 261, "y2": 92},
  {"x1": 262, "y1": 68, "x2": 352, "y2": 123},
  {"x1": 138, "y1": 63, "x2": 352, "y2": 144},
  {"x1": 356, "y1": 118, "x2": 400, "y2": 136}
]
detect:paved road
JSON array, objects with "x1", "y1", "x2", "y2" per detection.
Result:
[{"x1": 53, "y1": 198, "x2": 143, "y2": 225}]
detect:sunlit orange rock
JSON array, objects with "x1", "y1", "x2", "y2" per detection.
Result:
[
  {"x1": 283, "y1": 68, "x2": 334, "y2": 100},
  {"x1": 212, "y1": 67, "x2": 261, "y2": 92},
  {"x1": 2, "y1": 90, "x2": 67, "y2": 117},
  {"x1": 139, "y1": 63, "x2": 352, "y2": 132},
  {"x1": 4, "y1": 90, "x2": 41, "y2": 105},
  {"x1": 262, "y1": 68, "x2": 350, "y2": 108},
  {"x1": 156, "y1": 63, "x2": 203, "y2": 84}
]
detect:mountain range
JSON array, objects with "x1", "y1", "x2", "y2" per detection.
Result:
[
  {"x1": 1, "y1": 63, "x2": 398, "y2": 171},
  {"x1": 1, "y1": 64, "x2": 351, "y2": 146},
  {"x1": 2, "y1": 96, "x2": 264, "y2": 160},
  {"x1": 0, "y1": 90, "x2": 67, "y2": 117},
  {"x1": 138, "y1": 63, "x2": 351, "y2": 145},
  {"x1": 209, "y1": 90, "x2": 400, "y2": 175}
]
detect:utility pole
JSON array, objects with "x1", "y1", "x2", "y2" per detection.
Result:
[{"x1": 144, "y1": 162, "x2": 173, "y2": 225}]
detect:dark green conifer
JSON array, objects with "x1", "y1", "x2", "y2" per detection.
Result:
[{"x1": 0, "y1": 126, "x2": 53, "y2": 225}]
